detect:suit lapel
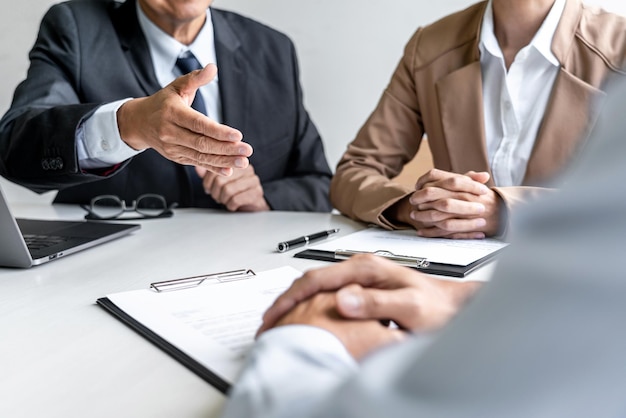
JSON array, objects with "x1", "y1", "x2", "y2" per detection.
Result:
[
  {"x1": 436, "y1": 62, "x2": 492, "y2": 185},
  {"x1": 525, "y1": 70, "x2": 604, "y2": 183},
  {"x1": 524, "y1": 0, "x2": 604, "y2": 184},
  {"x1": 110, "y1": 0, "x2": 161, "y2": 95},
  {"x1": 211, "y1": 9, "x2": 249, "y2": 130}
]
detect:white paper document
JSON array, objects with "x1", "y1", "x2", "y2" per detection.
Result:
[
  {"x1": 103, "y1": 266, "x2": 302, "y2": 388},
  {"x1": 310, "y1": 228, "x2": 508, "y2": 266}
]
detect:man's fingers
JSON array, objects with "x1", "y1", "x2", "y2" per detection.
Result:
[
  {"x1": 155, "y1": 123, "x2": 252, "y2": 168},
  {"x1": 204, "y1": 165, "x2": 250, "y2": 197},
  {"x1": 214, "y1": 171, "x2": 258, "y2": 205},
  {"x1": 195, "y1": 166, "x2": 208, "y2": 179},
  {"x1": 171, "y1": 146, "x2": 249, "y2": 169},
  {"x1": 173, "y1": 110, "x2": 245, "y2": 143}
]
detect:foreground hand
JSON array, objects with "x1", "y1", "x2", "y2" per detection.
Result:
[
  {"x1": 194, "y1": 165, "x2": 270, "y2": 212},
  {"x1": 259, "y1": 254, "x2": 481, "y2": 335},
  {"x1": 392, "y1": 169, "x2": 501, "y2": 239},
  {"x1": 273, "y1": 291, "x2": 406, "y2": 359},
  {"x1": 117, "y1": 64, "x2": 253, "y2": 176}
]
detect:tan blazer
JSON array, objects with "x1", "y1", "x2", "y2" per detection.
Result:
[{"x1": 331, "y1": 0, "x2": 626, "y2": 230}]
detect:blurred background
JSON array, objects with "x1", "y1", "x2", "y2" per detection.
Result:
[{"x1": 1, "y1": 0, "x2": 624, "y2": 203}]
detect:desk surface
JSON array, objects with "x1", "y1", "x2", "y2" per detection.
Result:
[{"x1": 0, "y1": 203, "x2": 494, "y2": 418}]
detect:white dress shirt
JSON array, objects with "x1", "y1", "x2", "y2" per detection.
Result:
[
  {"x1": 480, "y1": 0, "x2": 565, "y2": 187},
  {"x1": 76, "y1": 4, "x2": 220, "y2": 169},
  {"x1": 220, "y1": 80, "x2": 626, "y2": 418}
]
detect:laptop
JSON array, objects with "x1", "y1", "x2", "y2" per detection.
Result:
[{"x1": 0, "y1": 184, "x2": 140, "y2": 268}]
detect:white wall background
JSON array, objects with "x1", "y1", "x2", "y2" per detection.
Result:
[{"x1": 1, "y1": 0, "x2": 624, "y2": 203}]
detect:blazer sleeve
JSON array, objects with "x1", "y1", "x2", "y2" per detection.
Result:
[
  {"x1": 0, "y1": 3, "x2": 109, "y2": 192},
  {"x1": 491, "y1": 186, "x2": 558, "y2": 235},
  {"x1": 330, "y1": 30, "x2": 425, "y2": 228},
  {"x1": 261, "y1": 41, "x2": 332, "y2": 213}
]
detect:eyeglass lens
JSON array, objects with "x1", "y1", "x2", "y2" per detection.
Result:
[
  {"x1": 136, "y1": 195, "x2": 167, "y2": 217},
  {"x1": 90, "y1": 194, "x2": 168, "y2": 219},
  {"x1": 91, "y1": 196, "x2": 124, "y2": 219}
]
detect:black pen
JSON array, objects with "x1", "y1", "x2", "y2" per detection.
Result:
[{"x1": 276, "y1": 229, "x2": 339, "y2": 253}]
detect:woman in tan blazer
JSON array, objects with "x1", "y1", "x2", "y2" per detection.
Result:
[{"x1": 331, "y1": 0, "x2": 626, "y2": 239}]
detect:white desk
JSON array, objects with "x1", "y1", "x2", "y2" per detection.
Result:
[{"x1": 0, "y1": 203, "x2": 494, "y2": 418}]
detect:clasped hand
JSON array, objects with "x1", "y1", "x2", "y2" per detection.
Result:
[
  {"x1": 257, "y1": 255, "x2": 481, "y2": 359},
  {"x1": 398, "y1": 169, "x2": 502, "y2": 239},
  {"x1": 195, "y1": 165, "x2": 270, "y2": 212},
  {"x1": 117, "y1": 63, "x2": 253, "y2": 177}
]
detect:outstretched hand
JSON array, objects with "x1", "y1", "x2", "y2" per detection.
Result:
[{"x1": 117, "y1": 64, "x2": 253, "y2": 176}]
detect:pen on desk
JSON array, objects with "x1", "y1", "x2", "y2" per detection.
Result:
[{"x1": 276, "y1": 228, "x2": 339, "y2": 253}]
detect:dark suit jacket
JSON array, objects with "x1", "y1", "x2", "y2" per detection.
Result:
[{"x1": 0, "y1": 0, "x2": 332, "y2": 211}]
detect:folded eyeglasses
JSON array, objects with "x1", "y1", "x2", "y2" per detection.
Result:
[{"x1": 81, "y1": 194, "x2": 178, "y2": 220}]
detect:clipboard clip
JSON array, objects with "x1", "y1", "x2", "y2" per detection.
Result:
[
  {"x1": 334, "y1": 249, "x2": 430, "y2": 269},
  {"x1": 150, "y1": 269, "x2": 256, "y2": 292}
]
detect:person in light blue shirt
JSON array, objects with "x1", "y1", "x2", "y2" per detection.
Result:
[{"x1": 220, "y1": 79, "x2": 626, "y2": 418}]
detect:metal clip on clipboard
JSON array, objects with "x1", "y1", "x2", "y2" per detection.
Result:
[
  {"x1": 150, "y1": 269, "x2": 257, "y2": 292},
  {"x1": 334, "y1": 249, "x2": 430, "y2": 269}
]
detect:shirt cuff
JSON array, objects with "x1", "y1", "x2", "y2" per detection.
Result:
[
  {"x1": 255, "y1": 325, "x2": 358, "y2": 371},
  {"x1": 77, "y1": 98, "x2": 142, "y2": 170},
  {"x1": 222, "y1": 325, "x2": 357, "y2": 418}
]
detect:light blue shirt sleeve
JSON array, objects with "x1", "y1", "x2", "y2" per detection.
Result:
[
  {"x1": 76, "y1": 99, "x2": 143, "y2": 170},
  {"x1": 219, "y1": 81, "x2": 626, "y2": 418},
  {"x1": 221, "y1": 325, "x2": 358, "y2": 418}
]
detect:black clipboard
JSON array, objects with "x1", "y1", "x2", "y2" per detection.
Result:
[
  {"x1": 97, "y1": 296, "x2": 231, "y2": 394},
  {"x1": 95, "y1": 268, "x2": 260, "y2": 395},
  {"x1": 294, "y1": 248, "x2": 502, "y2": 278}
]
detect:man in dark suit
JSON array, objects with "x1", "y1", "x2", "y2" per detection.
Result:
[{"x1": 0, "y1": 0, "x2": 332, "y2": 212}]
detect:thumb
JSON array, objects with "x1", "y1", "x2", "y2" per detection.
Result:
[
  {"x1": 171, "y1": 63, "x2": 217, "y2": 104},
  {"x1": 336, "y1": 284, "x2": 367, "y2": 317},
  {"x1": 336, "y1": 284, "x2": 419, "y2": 330}
]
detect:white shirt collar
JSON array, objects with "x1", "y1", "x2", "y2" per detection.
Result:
[
  {"x1": 479, "y1": 0, "x2": 566, "y2": 67},
  {"x1": 136, "y1": 2, "x2": 218, "y2": 83}
]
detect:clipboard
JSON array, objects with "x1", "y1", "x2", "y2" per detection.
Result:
[
  {"x1": 294, "y1": 229, "x2": 508, "y2": 278},
  {"x1": 97, "y1": 266, "x2": 302, "y2": 394}
]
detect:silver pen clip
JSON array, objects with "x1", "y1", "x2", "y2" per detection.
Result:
[
  {"x1": 334, "y1": 249, "x2": 430, "y2": 269},
  {"x1": 150, "y1": 269, "x2": 256, "y2": 292}
]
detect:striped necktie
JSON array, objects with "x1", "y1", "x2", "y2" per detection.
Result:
[
  {"x1": 175, "y1": 53, "x2": 207, "y2": 115},
  {"x1": 175, "y1": 52, "x2": 208, "y2": 205}
]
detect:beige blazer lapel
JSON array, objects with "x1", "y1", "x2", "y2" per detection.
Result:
[
  {"x1": 435, "y1": 61, "x2": 493, "y2": 186},
  {"x1": 525, "y1": 70, "x2": 605, "y2": 184},
  {"x1": 525, "y1": 0, "x2": 605, "y2": 185}
]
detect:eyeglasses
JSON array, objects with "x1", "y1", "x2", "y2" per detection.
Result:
[{"x1": 81, "y1": 194, "x2": 178, "y2": 220}]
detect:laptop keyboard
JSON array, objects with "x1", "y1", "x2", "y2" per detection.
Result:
[{"x1": 23, "y1": 234, "x2": 69, "y2": 251}]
